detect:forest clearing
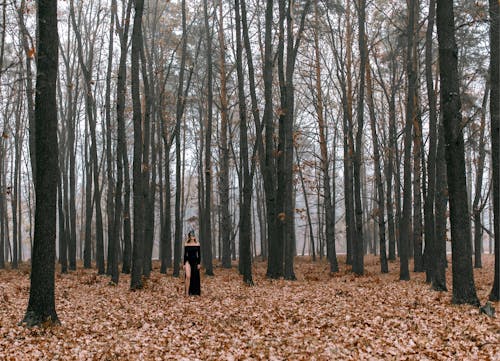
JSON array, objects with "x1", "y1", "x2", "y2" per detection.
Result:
[{"x1": 1, "y1": 256, "x2": 498, "y2": 360}]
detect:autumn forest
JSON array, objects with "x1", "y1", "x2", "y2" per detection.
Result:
[{"x1": 0, "y1": 0, "x2": 498, "y2": 358}]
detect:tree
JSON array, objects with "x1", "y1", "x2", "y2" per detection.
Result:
[
  {"x1": 314, "y1": 0, "x2": 337, "y2": 273},
  {"x1": 111, "y1": 0, "x2": 132, "y2": 284},
  {"x1": 21, "y1": 0, "x2": 59, "y2": 326},
  {"x1": 70, "y1": 0, "x2": 105, "y2": 275},
  {"x1": 172, "y1": 0, "x2": 188, "y2": 278},
  {"x1": 472, "y1": 86, "x2": 489, "y2": 269},
  {"x1": 423, "y1": 0, "x2": 438, "y2": 285},
  {"x1": 399, "y1": 0, "x2": 417, "y2": 281},
  {"x1": 352, "y1": 0, "x2": 367, "y2": 276},
  {"x1": 202, "y1": 0, "x2": 214, "y2": 276},
  {"x1": 489, "y1": 0, "x2": 499, "y2": 302},
  {"x1": 366, "y1": 52, "x2": 388, "y2": 274},
  {"x1": 234, "y1": 0, "x2": 253, "y2": 284},
  {"x1": 217, "y1": 0, "x2": 231, "y2": 270},
  {"x1": 131, "y1": 0, "x2": 146, "y2": 290},
  {"x1": 436, "y1": 0, "x2": 479, "y2": 306}
]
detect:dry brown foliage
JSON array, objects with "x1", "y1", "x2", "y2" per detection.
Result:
[{"x1": 0, "y1": 255, "x2": 499, "y2": 360}]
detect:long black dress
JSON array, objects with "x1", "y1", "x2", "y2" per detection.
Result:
[{"x1": 184, "y1": 244, "x2": 201, "y2": 295}]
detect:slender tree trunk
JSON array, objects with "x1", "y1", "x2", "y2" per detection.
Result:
[
  {"x1": 112, "y1": 0, "x2": 132, "y2": 282},
  {"x1": 130, "y1": 0, "x2": 145, "y2": 290},
  {"x1": 296, "y1": 151, "x2": 316, "y2": 261},
  {"x1": 366, "y1": 56, "x2": 388, "y2": 273},
  {"x1": 472, "y1": 86, "x2": 489, "y2": 269},
  {"x1": 436, "y1": 0, "x2": 479, "y2": 306},
  {"x1": 345, "y1": 0, "x2": 355, "y2": 265},
  {"x1": 352, "y1": 0, "x2": 366, "y2": 275},
  {"x1": 140, "y1": 40, "x2": 153, "y2": 278},
  {"x1": 218, "y1": 0, "x2": 231, "y2": 269},
  {"x1": 263, "y1": 0, "x2": 279, "y2": 279},
  {"x1": 412, "y1": 25, "x2": 424, "y2": 271},
  {"x1": 234, "y1": 0, "x2": 253, "y2": 284},
  {"x1": 105, "y1": 4, "x2": 116, "y2": 276},
  {"x1": 115, "y1": 0, "x2": 132, "y2": 275},
  {"x1": 314, "y1": 0, "x2": 336, "y2": 271},
  {"x1": 400, "y1": 0, "x2": 417, "y2": 281},
  {"x1": 432, "y1": 119, "x2": 448, "y2": 291},
  {"x1": 21, "y1": 0, "x2": 59, "y2": 326},
  {"x1": 172, "y1": 0, "x2": 187, "y2": 278},
  {"x1": 423, "y1": 0, "x2": 438, "y2": 284},
  {"x1": 202, "y1": 0, "x2": 214, "y2": 276},
  {"x1": 58, "y1": 165, "x2": 67, "y2": 274},
  {"x1": 70, "y1": 0, "x2": 105, "y2": 274},
  {"x1": 488, "y1": 0, "x2": 499, "y2": 301},
  {"x1": 83, "y1": 119, "x2": 92, "y2": 268}
]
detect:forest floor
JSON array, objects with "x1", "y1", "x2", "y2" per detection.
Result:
[{"x1": 0, "y1": 255, "x2": 499, "y2": 360}]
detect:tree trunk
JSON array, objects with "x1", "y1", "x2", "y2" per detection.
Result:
[
  {"x1": 366, "y1": 55, "x2": 388, "y2": 274},
  {"x1": 400, "y1": 0, "x2": 416, "y2": 281},
  {"x1": 21, "y1": 0, "x2": 59, "y2": 326},
  {"x1": 105, "y1": 3, "x2": 116, "y2": 276},
  {"x1": 140, "y1": 40, "x2": 153, "y2": 278},
  {"x1": 70, "y1": 0, "x2": 105, "y2": 274},
  {"x1": 83, "y1": 115, "x2": 92, "y2": 268},
  {"x1": 423, "y1": 0, "x2": 438, "y2": 284},
  {"x1": 412, "y1": 27, "x2": 424, "y2": 271},
  {"x1": 488, "y1": 0, "x2": 499, "y2": 302},
  {"x1": 263, "y1": 0, "x2": 279, "y2": 279},
  {"x1": 472, "y1": 86, "x2": 489, "y2": 269},
  {"x1": 436, "y1": 0, "x2": 479, "y2": 306},
  {"x1": 119, "y1": 0, "x2": 133, "y2": 275},
  {"x1": 130, "y1": 0, "x2": 145, "y2": 290},
  {"x1": 234, "y1": 0, "x2": 253, "y2": 284},
  {"x1": 218, "y1": 0, "x2": 232, "y2": 269},
  {"x1": 173, "y1": 0, "x2": 187, "y2": 278},
  {"x1": 352, "y1": 0, "x2": 367, "y2": 276},
  {"x1": 314, "y1": 0, "x2": 336, "y2": 272},
  {"x1": 112, "y1": 0, "x2": 132, "y2": 282},
  {"x1": 202, "y1": 0, "x2": 214, "y2": 276}
]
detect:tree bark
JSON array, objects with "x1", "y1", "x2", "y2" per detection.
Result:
[
  {"x1": 400, "y1": 0, "x2": 417, "y2": 281},
  {"x1": 21, "y1": 0, "x2": 59, "y2": 326},
  {"x1": 423, "y1": 0, "x2": 438, "y2": 284},
  {"x1": 366, "y1": 55, "x2": 388, "y2": 274},
  {"x1": 472, "y1": 86, "x2": 489, "y2": 269},
  {"x1": 202, "y1": 0, "x2": 214, "y2": 276},
  {"x1": 234, "y1": 0, "x2": 253, "y2": 284},
  {"x1": 436, "y1": 0, "x2": 479, "y2": 306},
  {"x1": 172, "y1": 0, "x2": 187, "y2": 278},
  {"x1": 218, "y1": 0, "x2": 232, "y2": 269},
  {"x1": 488, "y1": 0, "x2": 499, "y2": 302},
  {"x1": 130, "y1": 0, "x2": 145, "y2": 290},
  {"x1": 352, "y1": 0, "x2": 367, "y2": 275},
  {"x1": 105, "y1": 2, "x2": 116, "y2": 276},
  {"x1": 314, "y1": 0, "x2": 337, "y2": 272}
]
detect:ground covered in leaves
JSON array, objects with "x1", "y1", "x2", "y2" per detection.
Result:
[{"x1": 0, "y1": 255, "x2": 499, "y2": 360}]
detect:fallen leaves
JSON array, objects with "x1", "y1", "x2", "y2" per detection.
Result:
[{"x1": 0, "y1": 255, "x2": 498, "y2": 360}]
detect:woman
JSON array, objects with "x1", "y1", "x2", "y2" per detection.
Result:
[{"x1": 183, "y1": 230, "x2": 201, "y2": 296}]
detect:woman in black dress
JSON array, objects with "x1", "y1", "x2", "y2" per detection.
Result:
[{"x1": 183, "y1": 230, "x2": 201, "y2": 296}]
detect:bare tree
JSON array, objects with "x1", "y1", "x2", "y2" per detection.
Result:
[
  {"x1": 436, "y1": 0, "x2": 479, "y2": 306},
  {"x1": 21, "y1": 0, "x2": 59, "y2": 326},
  {"x1": 489, "y1": 0, "x2": 499, "y2": 302}
]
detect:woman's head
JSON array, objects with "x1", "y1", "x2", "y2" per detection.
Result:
[{"x1": 187, "y1": 230, "x2": 196, "y2": 242}]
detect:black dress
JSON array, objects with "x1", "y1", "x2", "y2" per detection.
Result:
[{"x1": 184, "y1": 244, "x2": 201, "y2": 295}]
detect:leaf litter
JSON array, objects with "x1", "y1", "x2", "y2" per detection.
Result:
[{"x1": 0, "y1": 255, "x2": 498, "y2": 360}]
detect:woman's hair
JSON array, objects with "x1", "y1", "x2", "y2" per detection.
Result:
[{"x1": 186, "y1": 229, "x2": 197, "y2": 243}]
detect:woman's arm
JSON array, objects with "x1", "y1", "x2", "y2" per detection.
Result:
[
  {"x1": 183, "y1": 245, "x2": 188, "y2": 264},
  {"x1": 196, "y1": 246, "x2": 201, "y2": 265}
]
